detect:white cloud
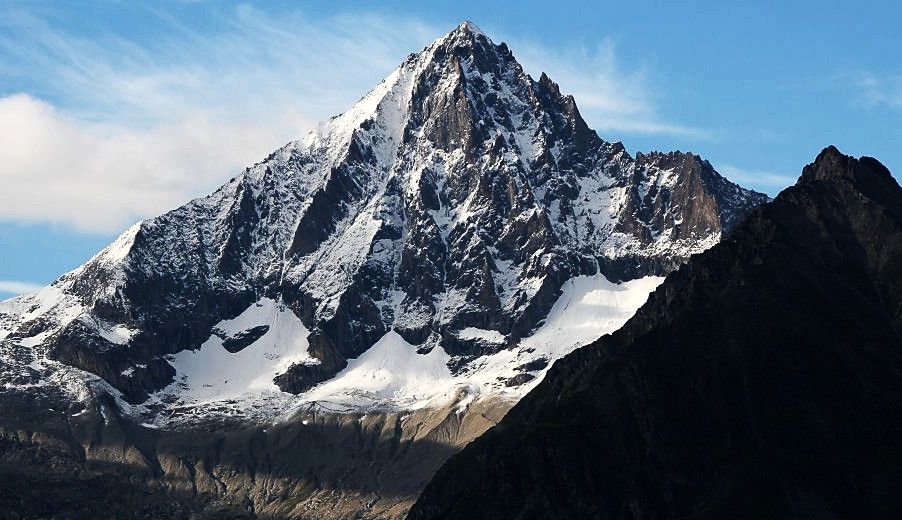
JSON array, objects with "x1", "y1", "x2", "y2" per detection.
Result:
[
  {"x1": 718, "y1": 164, "x2": 795, "y2": 192},
  {"x1": 0, "y1": 7, "x2": 704, "y2": 234},
  {"x1": 0, "y1": 93, "x2": 308, "y2": 233},
  {"x1": 0, "y1": 279, "x2": 43, "y2": 295},
  {"x1": 0, "y1": 8, "x2": 440, "y2": 233}
]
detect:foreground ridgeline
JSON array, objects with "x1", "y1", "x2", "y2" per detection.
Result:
[{"x1": 409, "y1": 146, "x2": 902, "y2": 520}]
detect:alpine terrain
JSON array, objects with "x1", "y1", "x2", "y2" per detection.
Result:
[
  {"x1": 409, "y1": 147, "x2": 902, "y2": 520},
  {"x1": 0, "y1": 22, "x2": 767, "y2": 518}
]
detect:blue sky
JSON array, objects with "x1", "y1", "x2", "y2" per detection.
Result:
[{"x1": 1, "y1": 0, "x2": 899, "y2": 297}]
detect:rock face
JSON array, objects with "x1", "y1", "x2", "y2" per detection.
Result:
[
  {"x1": 0, "y1": 22, "x2": 765, "y2": 411},
  {"x1": 408, "y1": 147, "x2": 902, "y2": 520}
]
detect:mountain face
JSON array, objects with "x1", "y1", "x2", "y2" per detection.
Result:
[
  {"x1": 0, "y1": 22, "x2": 765, "y2": 422},
  {"x1": 408, "y1": 147, "x2": 902, "y2": 520},
  {"x1": 0, "y1": 21, "x2": 770, "y2": 519}
]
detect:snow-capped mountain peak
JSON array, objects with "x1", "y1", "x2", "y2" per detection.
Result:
[{"x1": 0, "y1": 22, "x2": 767, "y2": 426}]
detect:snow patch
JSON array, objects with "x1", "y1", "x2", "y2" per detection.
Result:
[
  {"x1": 153, "y1": 298, "x2": 315, "y2": 405},
  {"x1": 453, "y1": 274, "x2": 665, "y2": 401},
  {"x1": 299, "y1": 330, "x2": 454, "y2": 410},
  {"x1": 93, "y1": 321, "x2": 137, "y2": 345},
  {"x1": 458, "y1": 327, "x2": 505, "y2": 344},
  {"x1": 292, "y1": 274, "x2": 663, "y2": 413},
  {"x1": 522, "y1": 274, "x2": 663, "y2": 354}
]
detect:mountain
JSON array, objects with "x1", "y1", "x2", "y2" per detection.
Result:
[
  {"x1": 408, "y1": 147, "x2": 902, "y2": 520},
  {"x1": 0, "y1": 21, "x2": 764, "y2": 422},
  {"x1": 0, "y1": 22, "x2": 766, "y2": 518}
]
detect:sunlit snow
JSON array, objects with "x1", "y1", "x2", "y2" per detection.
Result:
[
  {"x1": 131, "y1": 274, "x2": 662, "y2": 424},
  {"x1": 287, "y1": 273, "x2": 664, "y2": 412},
  {"x1": 157, "y1": 297, "x2": 317, "y2": 405}
]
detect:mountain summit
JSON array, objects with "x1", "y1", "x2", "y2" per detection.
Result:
[
  {"x1": 1, "y1": 22, "x2": 764, "y2": 423},
  {"x1": 0, "y1": 22, "x2": 771, "y2": 518}
]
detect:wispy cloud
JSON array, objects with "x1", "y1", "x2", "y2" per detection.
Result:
[
  {"x1": 0, "y1": 6, "x2": 441, "y2": 125},
  {"x1": 0, "y1": 7, "x2": 705, "y2": 234},
  {"x1": 508, "y1": 37, "x2": 712, "y2": 140},
  {"x1": 718, "y1": 164, "x2": 795, "y2": 193},
  {"x1": 852, "y1": 72, "x2": 902, "y2": 111},
  {"x1": 0, "y1": 7, "x2": 440, "y2": 233},
  {"x1": 0, "y1": 279, "x2": 43, "y2": 296}
]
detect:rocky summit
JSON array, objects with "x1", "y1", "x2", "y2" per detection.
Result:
[{"x1": 0, "y1": 21, "x2": 767, "y2": 519}]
